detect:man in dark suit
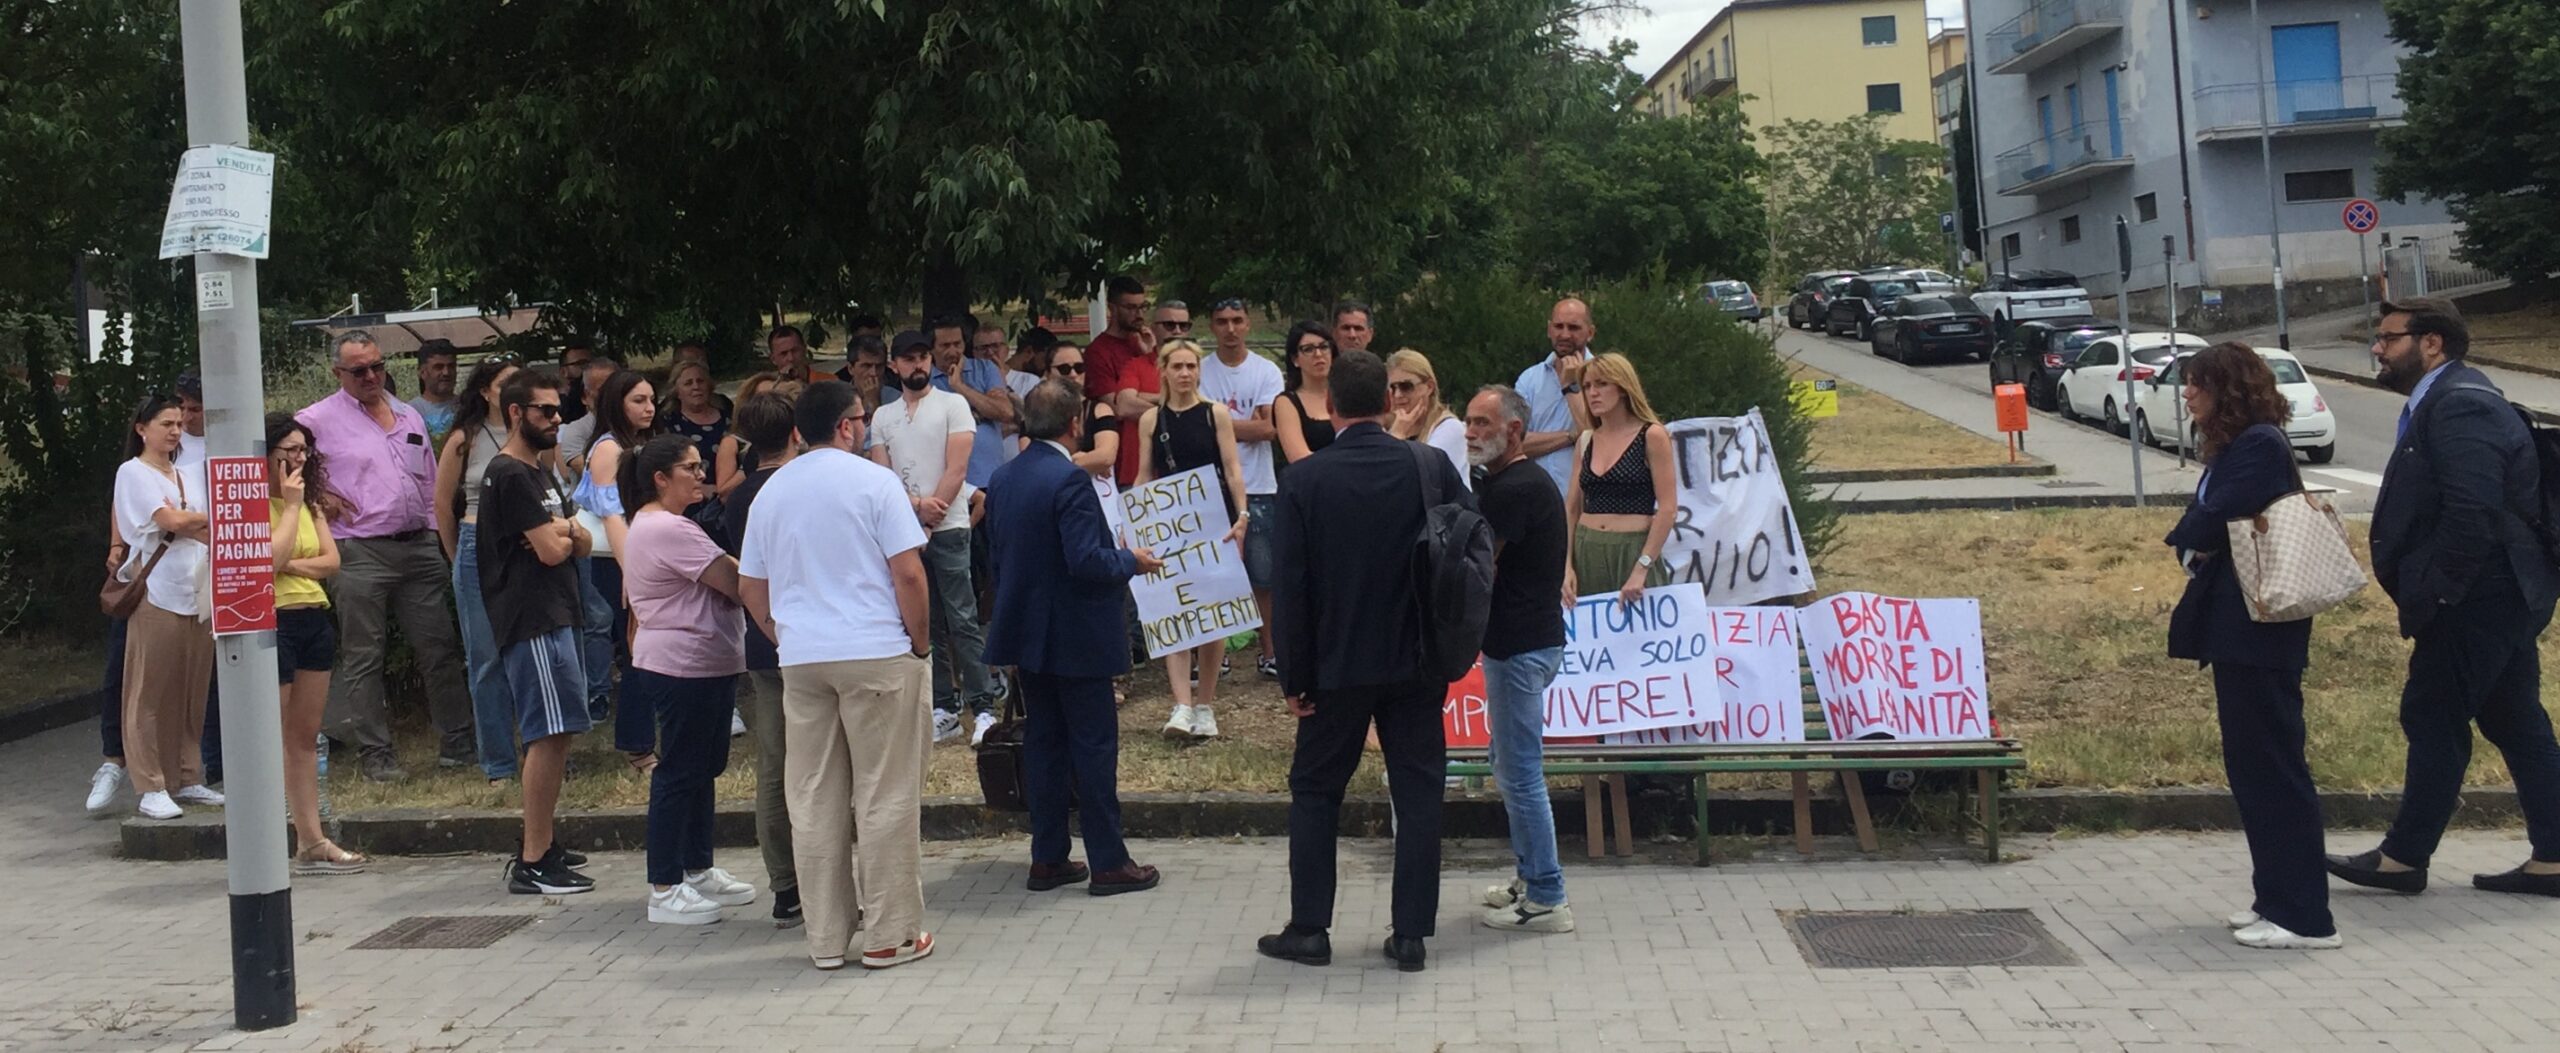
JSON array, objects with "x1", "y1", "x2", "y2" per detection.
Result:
[
  {"x1": 982, "y1": 379, "x2": 1165, "y2": 896},
  {"x1": 2330, "y1": 296, "x2": 2560, "y2": 897},
  {"x1": 1257, "y1": 349, "x2": 1474, "y2": 973}
]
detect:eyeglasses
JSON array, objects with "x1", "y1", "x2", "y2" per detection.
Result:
[
  {"x1": 2372, "y1": 330, "x2": 2414, "y2": 347},
  {"x1": 1388, "y1": 380, "x2": 1419, "y2": 394},
  {"x1": 273, "y1": 444, "x2": 310, "y2": 458},
  {"x1": 336, "y1": 360, "x2": 388, "y2": 378},
  {"x1": 674, "y1": 461, "x2": 707, "y2": 477},
  {"x1": 1052, "y1": 363, "x2": 1085, "y2": 376},
  {"x1": 1296, "y1": 342, "x2": 1334, "y2": 356}
]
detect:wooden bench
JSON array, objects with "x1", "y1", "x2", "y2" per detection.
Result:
[{"x1": 1446, "y1": 671, "x2": 2025, "y2": 866}]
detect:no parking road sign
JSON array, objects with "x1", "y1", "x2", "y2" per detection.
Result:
[{"x1": 2342, "y1": 199, "x2": 2380, "y2": 234}]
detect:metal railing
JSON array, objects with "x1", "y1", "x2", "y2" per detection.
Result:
[
  {"x1": 2383, "y1": 235, "x2": 2499, "y2": 300},
  {"x1": 2190, "y1": 73, "x2": 2404, "y2": 135},
  {"x1": 1982, "y1": 0, "x2": 2123, "y2": 65},
  {"x1": 1993, "y1": 122, "x2": 2128, "y2": 191}
]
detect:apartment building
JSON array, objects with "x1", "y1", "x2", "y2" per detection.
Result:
[{"x1": 1643, "y1": 0, "x2": 1936, "y2": 148}]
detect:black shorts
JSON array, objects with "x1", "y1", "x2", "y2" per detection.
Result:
[{"x1": 276, "y1": 606, "x2": 337, "y2": 682}]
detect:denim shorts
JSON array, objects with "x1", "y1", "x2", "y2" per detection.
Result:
[
  {"x1": 503, "y1": 625, "x2": 593, "y2": 744},
  {"x1": 275, "y1": 606, "x2": 337, "y2": 683},
  {"x1": 1242, "y1": 493, "x2": 1279, "y2": 592}
]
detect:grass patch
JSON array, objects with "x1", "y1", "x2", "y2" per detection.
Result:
[
  {"x1": 2335, "y1": 298, "x2": 2560, "y2": 373},
  {"x1": 325, "y1": 508, "x2": 2553, "y2": 812},
  {"x1": 1788, "y1": 364, "x2": 2015, "y2": 472},
  {"x1": 0, "y1": 637, "x2": 104, "y2": 721}
]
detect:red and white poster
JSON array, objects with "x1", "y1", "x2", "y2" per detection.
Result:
[
  {"x1": 1799, "y1": 592, "x2": 1991, "y2": 741},
  {"x1": 206, "y1": 455, "x2": 274, "y2": 637}
]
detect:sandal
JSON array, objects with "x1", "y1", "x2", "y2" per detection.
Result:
[
  {"x1": 627, "y1": 751, "x2": 659, "y2": 776},
  {"x1": 294, "y1": 840, "x2": 370, "y2": 875}
]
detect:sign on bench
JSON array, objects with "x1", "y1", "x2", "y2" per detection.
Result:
[{"x1": 1443, "y1": 591, "x2": 1993, "y2": 746}]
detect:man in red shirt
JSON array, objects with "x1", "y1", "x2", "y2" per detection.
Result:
[{"x1": 1082, "y1": 275, "x2": 1160, "y2": 486}]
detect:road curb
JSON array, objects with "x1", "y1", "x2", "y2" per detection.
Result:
[
  {"x1": 1807, "y1": 463, "x2": 2056, "y2": 484},
  {"x1": 0, "y1": 689, "x2": 100, "y2": 748},
  {"x1": 115, "y1": 785, "x2": 2527, "y2": 861},
  {"x1": 1834, "y1": 493, "x2": 2191, "y2": 514},
  {"x1": 2472, "y1": 353, "x2": 2560, "y2": 382},
  {"x1": 2305, "y1": 361, "x2": 2560, "y2": 425}
]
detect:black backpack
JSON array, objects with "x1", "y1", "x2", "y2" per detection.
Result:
[
  {"x1": 2442, "y1": 382, "x2": 2560, "y2": 563},
  {"x1": 1405, "y1": 442, "x2": 1496, "y2": 682}
]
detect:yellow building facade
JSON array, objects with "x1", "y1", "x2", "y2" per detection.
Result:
[{"x1": 1642, "y1": 0, "x2": 1936, "y2": 146}]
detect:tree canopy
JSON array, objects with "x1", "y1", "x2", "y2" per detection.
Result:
[
  {"x1": 1761, "y1": 114, "x2": 1951, "y2": 282},
  {"x1": 2377, "y1": 0, "x2": 2560, "y2": 284}
]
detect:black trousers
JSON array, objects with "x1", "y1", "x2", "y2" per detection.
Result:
[
  {"x1": 1288, "y1": 679, "x2": 1445, "y2": 938},
  {"x1": 1021, "y1": 671, "x2": 1130, "y2": 872},
  {"x1": 2212, "y1": 663, "x2": 2333, "y2": 937},
  {"x1": 2383, "y1": 595, "x2": 2560, "y2": 867}
]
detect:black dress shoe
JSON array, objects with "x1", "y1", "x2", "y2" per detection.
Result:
[
  {"x1": 2325, "y1": 848, "x2": 2427, "y2": 893},
  {"x1": 1384, "y1": 935, "x2": 1426, "y2": 973},
  {"x1": 1256, "y1": 927, "x2": 1331, "y2": 966},
  {"x1": 2473, "y1": 865, "x2": 2560, "y2": 898}
]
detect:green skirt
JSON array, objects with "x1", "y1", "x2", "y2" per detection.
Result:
[{"x1": 1572, "y1": 525, "x2": 1668, "y2": 600}]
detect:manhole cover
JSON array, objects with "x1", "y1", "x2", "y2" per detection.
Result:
[
  {"x1": 352, "y1": 915, "x2": 535, "y2": 950},
  {"x1": 1784, "y1": 909, "x2": 2078, "y2": 968}
]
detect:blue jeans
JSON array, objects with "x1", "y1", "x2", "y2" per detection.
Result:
[
  {"x1": 1483, "y1": 648, "x2": 1567, "y2": 906},
  {"x1": 923, "y1": 529, "x2": 996, "y2": 716},
  {"x1": 574, "y1": 555, "x2": 617, "y2": 723},
  {"x1": 452, "y1": 530, "x2": 519, "y2": 779}
]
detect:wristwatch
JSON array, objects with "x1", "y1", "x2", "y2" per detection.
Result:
[
  {"x1": 1635, "y1": 554, "x2": 1657, "y2": 570},
  {"x1": 1560, "y1": 383, "x2": 1582, "y2": 395}
]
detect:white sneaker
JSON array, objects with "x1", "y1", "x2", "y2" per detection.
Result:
[
  {"x1": 684, "y1": 867, "x2": 757, "y2": 907},
  {"x1": 173, "y1": 784, "x2": 225, "y2": 806},
  {"x1": 730, "y1": 712, "x2": 748, "y2": 738},
  {"x1": 1483, "y1": 899, "x2": 1576, "y2": 933},
  {"x1": 1483, "y1": 878, "x2": 1525, "y2": 909},
  {"x1": 2233, "y1": 919, "x2": 2341, "y2": 950},
  {"x1": 932, "y1": 709, "x2": 964, "y2": 743},
  {"x1": 137, "y1": 791, "x2": 182, "y2": 820},
  {"x1": 1162, "y1": 705, "x2": 1197, "y2": 740},
  {"x1": 646, "y1": 884, "x2": 726, "y2": 925},
  {"x1": 84, "y1": 762, "x2": 127, "y2": 813},
  {"x1": 2227, "y1": 909, "x2": 2262, "y2": 930},
  {"x1": 970, "y1": 711, "x2": 998, "y2": 747},
  {"x1": 1190, "y1": 707, "x2": 1219, "y2": 739}
]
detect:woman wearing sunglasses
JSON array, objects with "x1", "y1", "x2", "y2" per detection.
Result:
[{"x1": 1048, "y1": 344, "x2": 1119, "y2": 478}]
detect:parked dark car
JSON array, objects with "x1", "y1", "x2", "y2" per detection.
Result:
[
  {"x1": 1987, "y1": 318, "x2": 2122, "y2": 411},
  {"x1": 1702, "y1": 279, "x2": 1763, "y2": 321},
  {"x1": 1870, "y1": 295, "x2": 1995, "y2": 363},
  {"x1": 1824, "y1": 272, "x2": 1920, "y2": 341},
  {"x1": 1786, "y1": 270, "x2": 1857, "y2": 329}
]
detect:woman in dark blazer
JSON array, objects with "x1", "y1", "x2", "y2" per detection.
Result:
[{"x1": 2164, "y1": 341, "x2": 2338, "y2": 950}]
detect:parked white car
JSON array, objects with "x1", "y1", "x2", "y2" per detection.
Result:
[
  {"x1": 2128, "y1": 346, "x2": 2337, "y2": 463},
  {"x1": 1972, "y1": 269, "x2": 2094, "y2": 334},
  {"x1": 2053, "y1": 331, "x2": 2209, "y2": 432}
]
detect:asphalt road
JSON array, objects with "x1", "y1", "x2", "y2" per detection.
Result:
[{"x1": 1772, "y1": 321, "x2": 2405, "y2": 500}]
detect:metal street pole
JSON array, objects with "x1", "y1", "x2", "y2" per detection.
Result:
[
  {"x1": 2117, "y1": 216, "x2": 2143, "y2": 508},
  {"x1": 178, "y1": 0, "x2": 294, "y2": 1031},
  {"x1": 2358, "y1": 232, "x2": 2374, "y2": 347},
  {"x1": 2166, "y1": 236, "x2": 2187, "y2": 470},
  {"x1": 2250, "y1": 0, "x2": 2290, "y2": 350}
]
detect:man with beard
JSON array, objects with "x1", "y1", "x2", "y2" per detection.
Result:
[
  {"x1": 479, "y1": 370, "x2": 595, "y2": 895},
  {"x1": 2328, "y1": 297, "x2": 2560, "y2": 899},
  {"x1": 870, "y1": 330, "x2": 996, "y2": 745},
  {"x1": 410, "y1": 339, "x2": 462, "y2": 444},
  {"x1": 1085, "y1": 276, "x2": 1161, "y2": 487}
]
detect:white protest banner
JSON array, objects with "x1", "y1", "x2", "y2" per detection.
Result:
[
  {"x1": 1092, "y1": 475, "x2": 1129, "y2": 543},
  {"x1": 159, "y1": 145, "x2": 276, "y2": 259},
  {"x1": 1546, "y1": 583, "x2": 1729, "y2": 736},
  {"x1": 1799, "y1": 592, "x2": 1992, "y2": 741},
  {"x1": 1661, "y1": 408, "x2": 1816, "y2": 606},
  {"x1": 1121, "y1": 466, "x2": 1260, "y2": 658},
  {"x1": 1604, "y1": 604, "x2": 1806, "y2": 745}
]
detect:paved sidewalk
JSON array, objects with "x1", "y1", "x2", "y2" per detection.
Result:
[{"x1": 8, "y1": 723, "x2": 2560, "y2": 1052}]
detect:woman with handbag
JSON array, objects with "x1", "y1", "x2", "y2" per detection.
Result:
[
  {"x1": 2164, "y1": 341, "x2": 2341, "y2": 951},
  {"x1": 1134, "y1": 341, "x2": 1249, "y2": 741},
  {"x1": 107, "y1": 394, "x2": 215, "y2": 821}
]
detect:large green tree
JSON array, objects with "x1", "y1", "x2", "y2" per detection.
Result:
[
  {"x1": 1761, "y1": 114, "x2": 1952, "y2": 282},
  {"x1": 2377, "y1": 0, "x2": 2560, "y2": 283}
]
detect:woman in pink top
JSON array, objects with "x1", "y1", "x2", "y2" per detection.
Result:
[{"x1": 616, "y1": 434, "x2": 754, "y2": 926}]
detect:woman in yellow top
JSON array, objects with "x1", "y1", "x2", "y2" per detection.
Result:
[{"x1": 267, "y1": 413, "x2": 366, "y2": 874}]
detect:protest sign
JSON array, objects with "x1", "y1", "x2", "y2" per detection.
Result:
[
  {"x1": 1542, "y1": 583, "x2": 1728, "y2": 736},
  {"x1": 1603, "y1": 604, "x2": 1806, "y2": 745},
  {"x1": 1799, "y1": 592, "x2": 1991, "y2": 741},
  {"x1": 1443, "y1": 663, "x2": 1490, "y2": 749},
  {"x1": 1093, "y1": 475, "x2": 1128, "y2": 542},
  {"x1": 1661, "y1": 408, "x2": 1817, "y2": 606},
  {"x1": 206, "y1": 456, "x2": 275, "y2": 637},
  {"x1": 1121, "y1": 466, "x2": 1260, "y2": 658}
]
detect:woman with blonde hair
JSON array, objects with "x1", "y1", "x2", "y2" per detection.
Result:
[
  {"x1": 661, "y1": 359, "x2": 730, "y2": 489},
  {"x1": 1135, "y1": 340, "x2": 1250, "y2": 740},
  {"x1": 1561, "y1": 353, "x2": 1678, "y2": 608},
  {"x1": 714, "y1": 372, "x2": 788, "y2": 499},
  {"x1": 1385, "y1": 348, "x2": 1469, "y2": 488}
]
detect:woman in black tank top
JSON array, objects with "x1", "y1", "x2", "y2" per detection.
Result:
[
  {"x1": 1047, "y1": 344, "x2": 1119, "y2": 478},
  {"x1": 1562, "y1": 352, "x2": 1679, "y2": 608},
  {"x1": 1136, "y1": 342, "x2": 1252, "y2": 742},
  {"x1": 1274, "y1": 321, "x2": 1339, "y2": 468}
]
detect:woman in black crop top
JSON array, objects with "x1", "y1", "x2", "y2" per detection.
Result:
[
  {"x1": 1562, "y1": 352, "x2": 1679, "y2": 608},
  {"x1": 1136, "y1": 341, "x2": 1251, "y2": 742},
  {"x1": 1273, "y1": 321, "x2": 1338, "y2": 468},
  {"x1": 1047, "y1": 344, "x2": 1119, "y2": 478}
]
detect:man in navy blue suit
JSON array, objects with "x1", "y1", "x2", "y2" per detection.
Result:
[{"x1": 983, "y1": 378, "x2": 1166, "y2": 895}]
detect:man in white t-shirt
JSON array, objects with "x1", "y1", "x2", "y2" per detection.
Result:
[
  {"x1": 1196, "y1": 299, "x2": 1288, "y2": 679},
  {"x1": 869, "y1": 331, "x2": 1001, "y2": 745},
  {"x1": 739, "y1": 380, "x2": 938, "y2": 972}
]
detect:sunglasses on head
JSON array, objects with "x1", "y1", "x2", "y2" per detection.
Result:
[{"x1": 1211, "y1": 297, "x2": 1248, "y2": 313}]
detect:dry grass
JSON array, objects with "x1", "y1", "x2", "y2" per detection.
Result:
[
  {"x1": 1788, "y1": 364, "x2": 2016, "y2": 472},
  {"x1": 2466, "y1": 300, "x2": 2560, "y2": 373},
  {"x1": 0, "y1": 637, "x2": 106, "y2": 720}
]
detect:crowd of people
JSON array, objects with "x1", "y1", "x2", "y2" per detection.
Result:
[{"x1": 82, "y1": 285, "x2": 2560, "y2": 969}]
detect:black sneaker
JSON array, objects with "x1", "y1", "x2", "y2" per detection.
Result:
[
  {"x1": 544, "y1": 843, "x2": 589, "y2": 870},
  {"x1": 773, "y1": 887, "x2": 803, "y2": 928},
  {"x1": 507, "y1": 854, "x2": 594, "y2": 895}
]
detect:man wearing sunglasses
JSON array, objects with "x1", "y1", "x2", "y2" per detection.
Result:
[
  {"x1": 1152, "y1": 300, "x2": 1193, "y2": 345},
  {"x1": 297, "y1": 330, "x2": 476, "y2": 782}
]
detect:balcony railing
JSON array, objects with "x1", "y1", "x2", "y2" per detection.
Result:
[
  {"x1": 1983, "y1": 0, "x2": 2125, "y2": 76},
  {"x1": 1994, "y1": 122, "x2": 2132, "y2": 194},
  {"x1": 2191, "y1": 74, "x2": 2405, "y2": 141}
]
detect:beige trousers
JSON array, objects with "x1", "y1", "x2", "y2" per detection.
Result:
[
  {"x1": 123, "y1": 601, "x2": 213, "y2": 795},
  {"x1": 781, "y1": 654, "x2": 931, "y2": 960}
]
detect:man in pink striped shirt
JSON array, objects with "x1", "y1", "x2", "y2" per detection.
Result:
[{"x1": 296, "y1": 330, "x2": 475, "y2": 782}]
